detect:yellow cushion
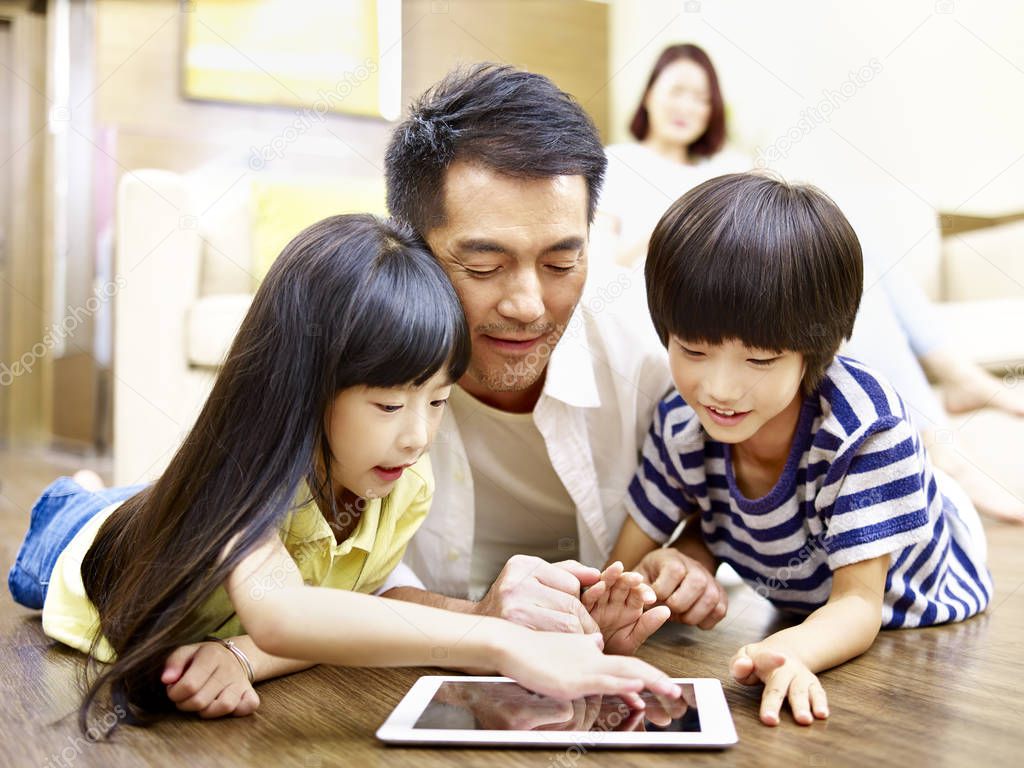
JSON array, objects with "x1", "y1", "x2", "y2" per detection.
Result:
[{"x1": 250, "y1": 177, "x2": 387, "y2": 288}]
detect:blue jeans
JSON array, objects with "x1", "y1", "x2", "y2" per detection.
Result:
[{"x1": 7, "y1": 478, "x2": 147, "y2": 609}]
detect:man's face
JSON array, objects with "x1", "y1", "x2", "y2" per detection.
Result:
[{"x1": 425, "y1": 160, "x2": 589, "y2": 409}]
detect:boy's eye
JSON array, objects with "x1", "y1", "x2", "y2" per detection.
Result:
[
  {"x1": 430, "y1": 398, "x2": 449, "y2": 408},
  {"x1": 748, "y1": 357, "x2": 779, "y2": 367},
  {"x1": 680, "y1": 346, "x2": 705, "y2": 357},
  {"x1": 375, "y1": 403, "x2": 402, "y2": 413},
  {"x1": 466, "y1": 267, "x2": 499, "y2": 277},
  {"x1": 546, "y1": 264, "x2": 575, "y2": 274}
]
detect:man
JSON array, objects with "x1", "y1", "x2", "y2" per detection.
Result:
[{"x1": 380, "y1": 64, "x2": 727, "y2": 652}]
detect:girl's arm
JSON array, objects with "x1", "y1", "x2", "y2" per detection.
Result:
[
  {"x1": 161, "y1": 636, "x2": 316, "y2": 719},
  {"x1": 731, "y1": 554, "x2": 889, "y2": 726},
  {"x1": 224, "y1": 534, "x2": 683, "y2": 704}
]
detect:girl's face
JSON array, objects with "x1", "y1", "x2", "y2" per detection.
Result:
[
  {"x1": 644, "y1": 59, "x2": 713, "y2": 150},
  {"x1": 668, "y1": 336, "x2": 804, "y2": 446},
  {"x1": 325, "y1": 369, "x2": 453, "y2": 499}
]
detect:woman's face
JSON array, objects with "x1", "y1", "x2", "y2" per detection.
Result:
[{"x1": 644, "y1": 58, "x2": 713, "y2": 150}]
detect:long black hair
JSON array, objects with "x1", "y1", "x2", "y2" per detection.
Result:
[{"x1": 79, "y1": 214, "x2": 469, "y2": 733}]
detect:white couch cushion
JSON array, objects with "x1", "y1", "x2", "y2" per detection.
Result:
[
  {"x1": 942, "y1": 220, "x2": 1024, "y2": 302},
  {"x1": 186, "y1": 172, "x2": 255, "y2": 296},
  {"x1": 186, "y1": 294, "x2": 252, "y2": 368},
  {"x1": 936, "y1": 298, "x2": 1024, "y2": 369}
]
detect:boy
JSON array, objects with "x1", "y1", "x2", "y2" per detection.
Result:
[{"x1": 608, "y1": 173, "x2": 992, "y2": 726}]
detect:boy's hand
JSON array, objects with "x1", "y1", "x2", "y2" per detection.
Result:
[
  {"x1": 634, "y1": 548, "x2": 727, "y2": 629},
  {"x1": 730, "y1": 644, "x2": 829, "y2": 726},
  {"x1": 162, "y1": 642, "x2": 261, "y2": 719},
  {"x1": 582, "y1": 561, "x2": 671, "y2": 655}
]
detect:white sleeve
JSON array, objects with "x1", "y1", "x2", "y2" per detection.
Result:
[{"x1": 373, "y1": 560, "x2": 426, "y2": 595}]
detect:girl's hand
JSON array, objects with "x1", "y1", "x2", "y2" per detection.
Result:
[
  {"x1": 496, "y1": 626, "x2": 682, "y2": 711},
  {"x1": 162, "y1": 642, "x2": 261, "y2": 719},
  {"x1": 582, "y1": 561, "x2": 671, "y2": 655},
  {"x1": 730, "y1": 644, "x2": 829, "y2": 726}
]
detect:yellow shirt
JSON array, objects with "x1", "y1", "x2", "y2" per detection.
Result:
[{"x1": 41, "y1": 456, "x2": 434, "y2": 662}]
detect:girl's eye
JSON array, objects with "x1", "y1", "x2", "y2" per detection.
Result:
[
  {"x1": 748, "y1": 358, "x2": 778, "y2": 367},
  {"x1": 375, "y1": 404, "x2": 402, "y2": 413},
  {"x1": 430, "y1": 398, "x2": 449, "y2": 408}
]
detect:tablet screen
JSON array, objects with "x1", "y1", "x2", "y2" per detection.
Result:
[{"x1": 412, "y1": 681, "x2": 701, "y2": 733}]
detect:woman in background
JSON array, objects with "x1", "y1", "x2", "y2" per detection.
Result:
[{"x1": 594, "y1": 43, "x2": 1023, "y2": 522}]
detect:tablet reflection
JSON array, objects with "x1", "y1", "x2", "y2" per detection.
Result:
[{"x1": 412, "y1": 682, "x2": 700, "y2": 733}]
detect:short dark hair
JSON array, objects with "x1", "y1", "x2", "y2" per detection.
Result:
[
  {"x1": 645, "y1": 173, "x2": 863, "y2": 394},
  {"x1": 385, "y1": 63, "x2": 607, "y2": 234},
  {"x1": 629, "y1": 44, "x2": 726, "y2": 158}
]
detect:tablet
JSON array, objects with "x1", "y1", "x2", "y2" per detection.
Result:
[{"x1": 376, "y1": 676, "x2": 737, "y2": 749}]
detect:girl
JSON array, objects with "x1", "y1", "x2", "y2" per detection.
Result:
[{"x1": 9, "y1": 214, "x2": 680, "y2": 735}]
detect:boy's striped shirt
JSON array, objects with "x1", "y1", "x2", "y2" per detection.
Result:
[{"x1": 627, "y1": 356, "x2": 992, "y2": 628}]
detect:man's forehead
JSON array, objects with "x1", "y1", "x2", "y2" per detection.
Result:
[{"x1": 437, "y1": 160, "x2": 588, "y2": 248}]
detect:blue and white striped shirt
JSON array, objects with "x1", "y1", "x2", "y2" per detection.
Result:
[{"x1": 626, "y1": 356, "x2": 991, "y2": 629}]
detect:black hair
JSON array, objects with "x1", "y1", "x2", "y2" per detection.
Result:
[
  {"x1": 79, "y1": 214, "x2": 469, "y2": 733},
  {"x1": 384, "y1": 62, "x2": 607, "y2": 234},
  {"x1": 645, "y1": 172, "x2": 863, "y2": 394}
]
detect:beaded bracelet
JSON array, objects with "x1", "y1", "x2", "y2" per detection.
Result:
[{"x1": 205, "y1": 636, "x2": 255, "y2": 684}]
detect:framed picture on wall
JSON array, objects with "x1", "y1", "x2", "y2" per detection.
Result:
[{"x1": 180, "y1": 0, "x2": 401, "y2": 120}]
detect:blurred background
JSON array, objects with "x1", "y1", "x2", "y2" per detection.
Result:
[{"x1": 0, "y1": 0, "x2": 1021, "y2": 497}]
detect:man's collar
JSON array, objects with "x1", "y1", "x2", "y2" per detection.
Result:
[{"x1": 541, "y1": 307, "x2": 601, "y2": 409}]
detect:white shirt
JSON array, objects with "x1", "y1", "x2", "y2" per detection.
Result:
[
  {"x1": 449, "y1": 385, "x2": 579, "y2": 600},
  {"x1": 598, "y1": 143, "x2": 751, "y2": 251},
  {"x1": 396, "y1": 299, "x2": 674, "y2": 599}
]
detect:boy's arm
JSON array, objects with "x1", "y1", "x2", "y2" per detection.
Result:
[
  {"x1": 732, "y1": 554, "x2": 889, "y2": 726},
  {"x1": 670, "y1": 513, "x2": 718, "y2": 574},
  {"x1": 608, "y1": 515, "x2": 662, "y2": 569},
  {"x1": 609, "y1": 515, "x2": 728, "y2": 630}
]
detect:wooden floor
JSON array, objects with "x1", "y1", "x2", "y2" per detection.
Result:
[{"x1": 1, "y1": 447, "x2": 1022, "y2": 767}]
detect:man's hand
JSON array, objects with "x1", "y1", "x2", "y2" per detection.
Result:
[
  {"x1": 162, "y1": 642, "x2": 260, "y2": 719},
  {"x1": 582, "y1": 561, "x2": 671, "y2": 655},
  {"x1": 730, "y1": 644, "x2": 829, "y2": 727},
  {"x1": 473, "y1": 555, "x2": 603, "y2": 635},
  {"x1": 634, "y1": 548, "x2": 727, "y2": 629}
]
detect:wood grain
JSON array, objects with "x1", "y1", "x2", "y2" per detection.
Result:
[{"x1": 1, "y1": 448, "x2": 1021, "y2": 767}]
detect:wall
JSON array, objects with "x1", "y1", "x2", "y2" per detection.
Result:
[
  {"x1": 0, "y1": 2, "x2": 47, "y2": 447},
  {"x1": 607, "y1": 0, "x2": 1024, "y2": 217}
]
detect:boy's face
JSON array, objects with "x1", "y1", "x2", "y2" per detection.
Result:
[{"x1": 668, "y1": 336, "x2": 805, "y2": 444}]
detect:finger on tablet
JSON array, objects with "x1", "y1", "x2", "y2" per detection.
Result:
[
  {"x1": 620, "y1": 690, "x2": 646, "y2": 711},
  {"x1": 608, "y1": 658, "x2": 681, "y2": 700}
]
